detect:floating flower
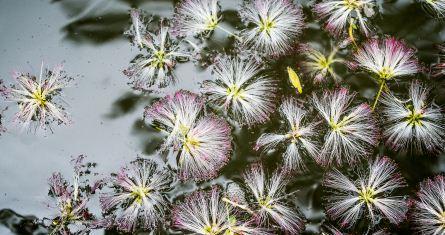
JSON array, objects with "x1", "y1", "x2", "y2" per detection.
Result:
[
  {"x1": 351, "y1": 37, "x2": 420, "y2": 109},
  {"x1": 172, "y1": 186, "x2": 267, "y2": 235},
  {"x1": 99, "y1": 159, "x2": 173, "y2": 232},
  {"x1": 381, "y1": 81, "x2": 445, "y2": 153},
  {"x1": 124, "y1": 10, "x2": 189, "y2": 90},
  {"x1": 240, "y1": 0, "x2": 305, "y2": 56},
  {"x1": 314, "y1": 0, "x2": 376, "y2": 37},
  {"x1": 323, "y1": 156, "x2": 407, "y2": 227},
  {"x1": 412, "y1": 175, "x2": 445, "y2": 235},
  {"x1": 46, "y1": 155, "x2": 99, "y2": 234},
  {"x1": 255, "y1": 98, "x2": 319, "y2": 171},
  {"x1": 302, "y1": 46, "x2": 343, "y2": 83},
  {"x1": 312, "y1": 88, "x2": 378, "y2": 166},
  {"x1": 2, "y1": 63, "x2": 72, "y2": 131},
  {"x1": 242, "y1": 164, "x2": 305, "y2": 234},
  {"x1": 421, "y1": 0, "x2": 445, "y2": 17},
  {"x1": 173, "y1": 0, "x2": 221, "y2": 37},
  {"x1": 144, "y1": 90, "x2": 232, "y2": 181},
  {"x1": 202, "y1": 56, "x2": 277, "y2": 126}
]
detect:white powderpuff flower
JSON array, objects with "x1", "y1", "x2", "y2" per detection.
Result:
[
  {"x1": 312, "y1": 88, "x2": 378, "y2": 166},
  {"x1": 243, "y1": 164, "x2": 305, "y2": 234},
  {"x1": 172, "y1": 186, "x2": 269, "y2": 235},
  {"x1": 412, "y1": 175, "x2": 445, "y2": 235},
  {"x1": 99, "y1": 159, "x2": 173, "y2": 232},
  {"x1": 144, "y1": 90, "x2": 204, "y2": 151},
  {"x1": 351, "y1": 37, "x2": 419, "y2": 81},
  {"x1": 302, "y1": 46, "x2": 343, "y2": 83},
  {"x1": 3, "y1": 62, "x2": 72, "y2": 131},
  {"x1": 239, "y1": 0, "x2": 305, "y2": 56},
  {"x1": 177, "y1": 115, "x2": 232, "y2": 181},
  {"x1": 323, "y1": 157, "x2": 408, "y2": 228},
  {"x1": 381, "y1": 81, "x2": 445, "y2": 153},
  {"x1": 202, "y1": 56, "x2": 277, "y2": 127},
  {"x1": 255, "y1": 98, "x2": 319, "y2": 171},
  {"x1": 172, "y1": 0, "x2": 220, "y2": 37},
  {"x1": 421, "y1": 0, "x2": 445, "y2": 17},
  {"x1": 124, "y1": 10, "x2": 189, "y2": 90},
  {"x1": 314, "y1": 0, "x2": 376, "y2": 37}
]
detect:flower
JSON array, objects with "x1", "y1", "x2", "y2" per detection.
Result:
[
  {"x1": 255, "y1": 98, "x2": 319, "y2": 171},
  {"x1": 202, "y1": 56, "x2": 277, "y2": 126},
  {"x1": 412, "y1": 175, "x2": 445, "y2": 235},
  {"x1": 432, "y1": 44, "x2": 445, "y2": 77},
  {"x1": 144, "y1": 90, "x2": 232, "y2": 181},
  {"x1": 124, "y1": 10, "x2": 189, "y2": 90},
  {"x1": 242, "y1": 164, "x2": 305, "y2": 234},
  {"x1": 351, "y1": 37, "x2": 419, "y2": 81},
  {"x1": 172, "y1": 186, "x2": 268, "y2": 235},
  {"x1": 99, "y1": 159, "x2": 173, "y2": 232},
  {"x1": 312, "y1": 88, "x2": 378, "y2": 166},
  {"x1": 381, "y1": 81, "x2": 445, "y2": 153},
  {"x1": 240, "y1": 0, "x2": 305, "y2": 56},
  {"x1": 323, "y1": 156, "x2": 408, "y2": 227},
  {"x1": 172, "y1": 0, "x2": 221, "y2": 37},
  {"x1": 314, "y1": 0, "x2": 376, "y2": 37},
  {"x1": 3, "y1": 63, "x2": 72, "y2": 131},
  {"x1": 421, "y1": 0, "x2": 445, "y2": 17},
  {"x1": 302, "y1": 46, "x2": 343, "y2": 83}
]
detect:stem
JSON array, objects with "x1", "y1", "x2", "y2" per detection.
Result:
[
  {"x1": 372, "y1": 81, "x2": 385, "y2": 110},
  {"x1": 216, "y1": 25, "x2": 241, "y2": 41},
  {"x1": 222, "y1": 197, "x2": 254, "y2": 214}
]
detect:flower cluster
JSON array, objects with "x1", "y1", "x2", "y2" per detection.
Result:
[
  {"x1": 240, "y1": 0, "x2": 305, "y2": 56},
  {"x1": 124, "y1": 10, "x2": 189, "y2": 91},
  {"x1": 202, "y1": 56, "x2": 277, "y2": 127},
  {"x1": 381, "y1": 81, "x2": 445, "y2": 153},
  {"x1": 312, "y1": 88, "x2": 378, "y2": 166},
  {"x1": 99, "y1": 158, "x2": 173, "y2": 232},
  {"x1": 255, "y1": 97, "x2": 319, "y2": 171},
  {"x1": 323, "y1": 157, "x2": 407, "y2": 228},
  {"x1": 1, "y1": 63, "x2": 72, "y2": 132},
  {"x1": 144, "y1": 90, "x2": 232, "y2": 181}
]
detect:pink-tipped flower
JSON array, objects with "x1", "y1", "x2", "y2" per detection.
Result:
[
  {"x1": 172, "y1": 186, "x2": 268, "y2": 235},
  {"x1": 255, "y1": 98, "x2": 319, "y2": 171},
  {"x1": 177, "y1": 115, "x2": 232, "y2": 181},
  {"x1": 145, "y1": 90, "x2": 232, "y2": 181},
  {"x1": 412, "y1": 175, "x2": 445, "y2": 235},
  {"x1": 202, "y1": 56, "x2": 277, "y2": 127},
  {"x1": 314, "y1": 0, "x2": 376, "y2": 37},
  {"x1": 3, "y1": 63, "x2": 72, "y2": 132},
  {"x1": 312, "y1": 88, "x2": 378, "y2": 166},
  {"x1": 381, "y1": 81, "x2": 445, "y2": 153},
  {"x1": 124, "y1": 10, "x2": 189, "y2": 91},
  {"x1": 172, "y1": 0, "x2": 221, "y2": 37},
  {"x1": 323, "y1": 157, "x2": 407, "y2": 228},
  {"x1": 240, "y1": 0, "x2": 305, "y2": 56},
  {"x1": 99, "y1": 159, "x2": 173, "y2": 232},
  {"x1": 242, "y1": 164, "x2": 305, "y2": 234},
  {"x1": 352, "y1": 37, "x2": 420, "y2": 81}
]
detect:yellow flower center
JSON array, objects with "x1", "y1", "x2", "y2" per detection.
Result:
[
  {"x1": 226, "y1": 84, "x2": 244, "y2": 99},
  {"x1": 378, "y1": 66, "x2": 394, "y2": 80},
  {"x1": 203, "y1": 224, "x2": 221, "y2": 235},
  {"x1": 407, "y1": 108, "x2": 423, "y2": 126},
  {"x1": 151, "y1": 50, "x2": 166, "y2": 68},
  {"x1": 131, "y1": 186, "x2": 150, "y2": 204},
  {"x1": 259, "y1": 17, "x2": 275, "y2": 35},
  {"x1": 440, "y1": 211, "x2": 445, "y2": 227},
  {"x1": 258, "y1": 196, "x2": 273, "y2": 209},
  {"x1": 184, "y1": 135, "x2": 200, "y2": 153},
  {"x1": 32, "y1": 87, "x2": 47, "y2": 107},
  {"x1": 286, "y1": 126, "x2": 302, "y2": 143},
  {"x1": 206, "y1": 16, "x2": 219, "y2": 30},
  {"x1": 344, "y1": 0, "x2": 360, "y2": 9},
  {"x1": 358, "y1": 187, "x2": 375, "y2": 204}
]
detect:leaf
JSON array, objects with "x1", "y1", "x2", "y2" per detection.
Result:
[{"x1": 287, "y1": 66, "x2": 302, "y2": 94}]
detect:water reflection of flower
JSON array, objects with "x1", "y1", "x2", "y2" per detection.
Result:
[
  {"x1": 2, "y1": 63, "x2": 72, "y2": 132},
  {"x1": 381, "y1": 81, "x2": 445, "y2": 153},
  {"x1": 99, "y1": 159, "x2": 173, "y2": 232},
  {"x1": 255, "y1": 98, "x2": 319, "y2": 171},
  {"x1": 240, "y1": 0, "x2": 305, "y2": 56},
  {"x1": 323, "y1": 157, "x2": 407, "y2": 228}
]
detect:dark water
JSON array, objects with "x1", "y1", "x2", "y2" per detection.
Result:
[{"x1": 0, "y1": 0, "x2": 444, "y2": 234}]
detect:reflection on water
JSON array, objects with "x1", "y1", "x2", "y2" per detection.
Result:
[{"x1": 0, "y1": 0, "x2": 444, "y2": 234}]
